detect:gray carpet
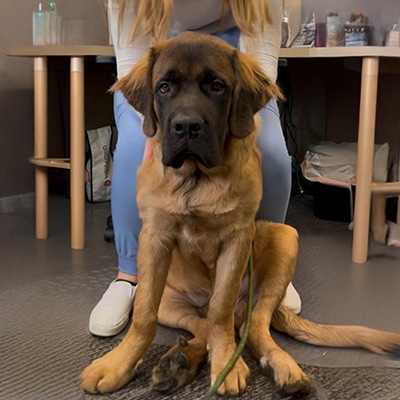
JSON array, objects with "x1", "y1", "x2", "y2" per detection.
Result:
[
  {"x1": 1, "y1": 194, "x2": 400, "y2": 399},
  {"x1": 83, "y1": 341, "x2": 400, "y2": 400}
]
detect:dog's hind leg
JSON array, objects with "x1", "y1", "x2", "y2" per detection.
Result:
[
  {"x1": 152, "y1": 291, "x2": 208, "y2": 393},
  {"x1": 245, "y1": 221, "x2": 311, "y2": 395}
]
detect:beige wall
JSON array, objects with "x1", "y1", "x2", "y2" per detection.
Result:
[
  {"x1": 1, "y1": 0, "x2": 399, "y2": 199},
  {"x1": 1, "y1": 0, "x2": 108, "y2": 199}
]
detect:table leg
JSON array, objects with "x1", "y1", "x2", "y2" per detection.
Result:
[
  {"x1": 352, "y1": 57, "x2": 379, "y2": 263},
  {"x1": 371, "y1": 193, "x2": 388, "y2": 243},
  {"x1": 70, "y1": 57, "x2": 85, "y2": 250},
  {"x1": 34, "y1": 57, "x2": 48, "y2": 239}
]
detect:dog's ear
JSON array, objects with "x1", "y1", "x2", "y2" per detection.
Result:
[
  {"x1": 110, "y1": 48, "x2": 158, "y2": 136},
  {"x1": 229, "y1": 50, "x2": 284, "y2": 138}
]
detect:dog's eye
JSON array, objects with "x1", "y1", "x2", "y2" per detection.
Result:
[
  {"x1": 211, "y1": 80, "x2": 225, "y2": 93},
  {"x1": 159, "y1": 82, "x2": 170, "y2": 94}
]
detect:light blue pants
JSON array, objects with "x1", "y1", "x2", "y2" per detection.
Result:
[{"x1": 111, "y1": 30, "x2": 292, "y2": 276}]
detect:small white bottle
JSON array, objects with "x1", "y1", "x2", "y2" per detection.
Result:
[{"x1": 33, "y1": 3, "x2": 49, "y2": 45}]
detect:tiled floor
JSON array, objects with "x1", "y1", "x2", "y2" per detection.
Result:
[{"x1": 1, "y1": 194, "x2": 400, "y2": 399}]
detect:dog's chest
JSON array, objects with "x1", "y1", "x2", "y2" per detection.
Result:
[
  {"x1": 178, "y1": 218, "x2": 222, "y2": 268},
  {"x1": 170, "y1": 180, "x2": 239, "y2": 216}
]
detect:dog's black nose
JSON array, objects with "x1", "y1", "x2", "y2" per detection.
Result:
[{"x1": 171, "y1": 116, "x2": 203, "y2": 140}]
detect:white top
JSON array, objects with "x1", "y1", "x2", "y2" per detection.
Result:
[{"x1": 107, "y1": 0, "x2": 282, "y2": 82}]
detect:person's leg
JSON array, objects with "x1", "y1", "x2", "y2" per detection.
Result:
[
  {"x1": 111, "y1": 92, "x2": 145, "y2": 280},
  {"x1": 213, "y1": 28, "x2": 300, "y2": 312},
  {"x1": 89, "y1": 91, "x2": 145, "y2": 336},
  {"x1": 257, "y1": 99, "x2": 301, "y2": 313},
  {"x1": 256, "y1": 99, "x2": 291, "y2": 223}
]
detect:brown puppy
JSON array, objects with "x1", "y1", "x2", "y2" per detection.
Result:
[{"x1": 80, "y1": 32, "x2": 400, "y2": 396}]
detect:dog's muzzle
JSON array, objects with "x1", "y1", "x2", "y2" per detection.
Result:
[{"x1": 162, "y1": 114, "x2": 220, "y2": 169}]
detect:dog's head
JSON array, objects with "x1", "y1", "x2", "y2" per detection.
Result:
[{"x1": 112, "y1": 31, "x2": 282, "y2": 169}]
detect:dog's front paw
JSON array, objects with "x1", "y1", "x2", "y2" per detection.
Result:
[
  {"x1": 80, "y1": 354, "x2": 139, "y2": 394},
  {"x1": 260, "y1": 352, "x2": 310, "y2": 395},
  {"x1": 211, "y1": 355, "x2": 250, "y2": 395}
]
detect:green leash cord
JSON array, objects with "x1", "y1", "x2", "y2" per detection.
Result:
[{"x1": 204, "y1": 248, "x2": 254, "y2": 400}]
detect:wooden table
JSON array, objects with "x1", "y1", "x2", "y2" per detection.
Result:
[
  {"x1": 7, "y1": 46, "x2": 114, "y2": 249},
  {"x1": 7, "y1": 45, "x2": 400, "y2": 261},
  {"x1": 280, "y1": 46, "x2": 400, "y2": 263}
]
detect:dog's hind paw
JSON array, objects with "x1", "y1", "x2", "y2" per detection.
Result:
[
  {"x1": 152, "y1": 351, "x2": 194, "y2": 393},
  {"x1": 152, "y1": 336, "x2": 208, "y2": 393}
]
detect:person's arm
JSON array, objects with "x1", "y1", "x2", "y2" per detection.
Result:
[
  {"x1": 239, "y1": 0, "x2": 282, "y2": 82},
  {"x1": 108, "y1": 0, "x2": 151, "y2": 79}
]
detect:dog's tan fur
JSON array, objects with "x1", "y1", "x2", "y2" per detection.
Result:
[{"x1": 80, "y1": 32, "x2": 400, "y2": 396}]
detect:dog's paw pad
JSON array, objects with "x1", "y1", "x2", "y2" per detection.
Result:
[{"x1": 152, "y1": 352, "x2": 191, "y2": 393}]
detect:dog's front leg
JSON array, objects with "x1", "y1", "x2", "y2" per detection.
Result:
[
  {"x1": 80, "y1": 224, "x2": 174, "y2": 394},
  {"x1": 208, "y1": 229, "x2": 254, "y2": 395}
]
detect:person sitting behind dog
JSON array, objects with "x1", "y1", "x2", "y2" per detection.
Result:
[{"x1": 89, "y1": 0, "x2": 301, "y2": 337}]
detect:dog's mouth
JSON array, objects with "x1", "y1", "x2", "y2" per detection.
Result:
[{"x1": 164, "y1": 150, "x2": 211, "y2": 169}]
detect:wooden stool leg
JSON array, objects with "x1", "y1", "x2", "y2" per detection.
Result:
[
  {"x1": 70, "y1": 57, "x2": 85, "y2": 250},
  {"x1": 34, "y1": 57, "x2": 48, "y2": 239},
  {"x1": 352, "y1": 57, "x2": 379, "y2": 263}
]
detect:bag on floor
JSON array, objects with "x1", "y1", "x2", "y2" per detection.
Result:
[{"x1": 85, "y1": 126, "x2": 117, "y2": 203}]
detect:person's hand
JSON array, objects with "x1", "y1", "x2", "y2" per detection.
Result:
[{"x1": 143, "y1": 139, "x2": 153, "y2": 162}]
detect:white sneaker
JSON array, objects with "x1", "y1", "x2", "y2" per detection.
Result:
[
  {"x1": 89, "y1": 279, "x2": 136, "y2": 337},
  {"x1": 283, "y1": 282, "x2": 302, "y2": 314}
]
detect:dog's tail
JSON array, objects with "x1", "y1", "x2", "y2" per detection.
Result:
[{"x1": 271, "y1": 304, "x2": 400, "y2": 355}]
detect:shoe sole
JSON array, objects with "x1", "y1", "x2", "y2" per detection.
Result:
[{"x1": 89, "y1": 315, "x2": 130, "y2": 337}]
